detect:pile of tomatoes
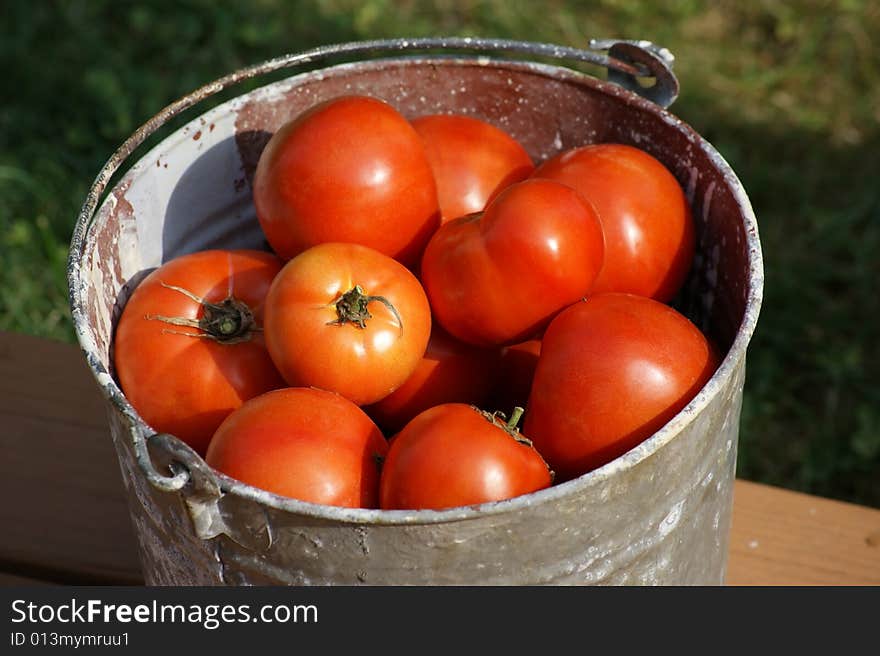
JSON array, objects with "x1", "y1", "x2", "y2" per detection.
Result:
[{"x1": 113, "y1": 94, "x2": 719, "y2": 512}]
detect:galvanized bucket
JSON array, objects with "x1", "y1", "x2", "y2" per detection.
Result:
[{"x1": 68, "y1": 37, "x2": 763, "y2": 585}]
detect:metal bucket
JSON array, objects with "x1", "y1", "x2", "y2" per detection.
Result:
[{"x1": 68, "y1": 38, "x2": 763, "y2": 585}]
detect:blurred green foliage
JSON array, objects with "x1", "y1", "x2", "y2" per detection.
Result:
[{"x1": 1, "y1": 0, "x2": 878, "y2": 506}]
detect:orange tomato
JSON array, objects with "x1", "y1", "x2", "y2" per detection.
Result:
[
  {"x1": 113, "y1": 249, "x2": 285, "y2": 455},
  {"x1": 263, "y1": 242, "x2": 432, "y2": 406},
  {"x1": 379, "y1": 403, "x2": 552, "y2": 510},
  {"x1": 412, "y1": 113, "x2": 534, "y2": 223},
  {"x1": 533, "y1": 143, "x2": 694, "y2": 302},
  {"x1": 253, "y1": 95, "x2": 440, "y2": 267},
  {"x1": 206, "y1": 387, "x2": 388, "y2": 508}
]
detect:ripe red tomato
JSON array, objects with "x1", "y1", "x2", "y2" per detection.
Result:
[
  {"x1": 113, "y1": 249, "x2": 286, "y2": 455},
  {"x1": 379, "y1": 404, "x2": 552, "y2": 510},
  {"x1": 488, "y1": 338, "x2": 542, "y2": 412},
  {"x1": 411, "y1": 113, "x2": 534, "y2": 223},
  {"x1": 523, "y1": 293, "x2": 719, "y2": 481},
  {"x1": 420, "y1": 178, "x2": 605, "y2": 346},
  {"x1": 263, "y1": 242, "x2": 432, "y2": 406},
  {"x1": 365, "y1": 325, "x2": 502, "y2": 435},
  {"x1": 533, "y1": 143, "x2": 694, "y2": 302},
  {"x1": 205, "y1": 387, "x2": 388, "y2": 508},
  {"x1": 252, "y1": 95, "x2": 440, "y2": 267}
]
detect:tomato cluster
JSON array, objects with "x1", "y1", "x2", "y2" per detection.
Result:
[{"x1": 113, "y1": 95, "x2": 718, "y2": 511}]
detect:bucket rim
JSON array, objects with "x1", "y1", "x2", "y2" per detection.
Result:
[{"x1": 67, "y1": 46, "x2": 764, "y2": 526}]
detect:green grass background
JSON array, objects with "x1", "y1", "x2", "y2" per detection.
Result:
[{"x1": 2, "y1": 1, "x2": 878, "y2": 508}]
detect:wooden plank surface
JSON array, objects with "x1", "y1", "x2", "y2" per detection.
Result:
[
  {"x1": 0, "y1": 572, "x2": 53, "y2": 586},
  {"x1": 1, "y1": 330, "x2": 878, "y2": 586},
  {"x1": 0, "y1": 332, "x2": 143, "y2": 585},
  {"x1": 727, "y1": 479, "x2": 880, "y2": 585}
]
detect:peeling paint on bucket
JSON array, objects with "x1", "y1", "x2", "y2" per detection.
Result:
[{"x1": 68, "y1": 39, "x2": 763, "y2": 585}]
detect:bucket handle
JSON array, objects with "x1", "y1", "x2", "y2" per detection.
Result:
[
  {"x1": 131, "y1": 425, "x2": 189, "y2": 493},
  {"x1": 71, "y1": 35, "x2": 678, "y2": 516},
  {"x1": 130, "y1": 421, "x2": 273, "y2": 549}
]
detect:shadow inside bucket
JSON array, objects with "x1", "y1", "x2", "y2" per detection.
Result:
[
  {"x1": 235, "y1": 129, "x2": 273, "y2": 188},
  {"x1": 106, "y1": 266, "x2": 156, "y2": 383},
  {"x1": 162, "y1": 134, "x2": 271, "y2": 263}
]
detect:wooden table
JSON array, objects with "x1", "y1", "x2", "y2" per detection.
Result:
[{"x1": 1, "y1": 331, "x2": 878, "y2": 586}]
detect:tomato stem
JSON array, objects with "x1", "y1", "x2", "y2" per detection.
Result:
[
  {"x1": 328, "y1": 285, "x2": 403, "y2": 331},
  {"x1": 475, "y1": 406, "x2": 531, "y2": 445},
  {"x1": 506, "y1": 406, "x2": 525, "y2": 431},
  {"x1": 146, "y1": 282, "x2": 258, "y2": 344},
  {"x1": 474, "y1": 405, "x2": 555, "y2": 481}
]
